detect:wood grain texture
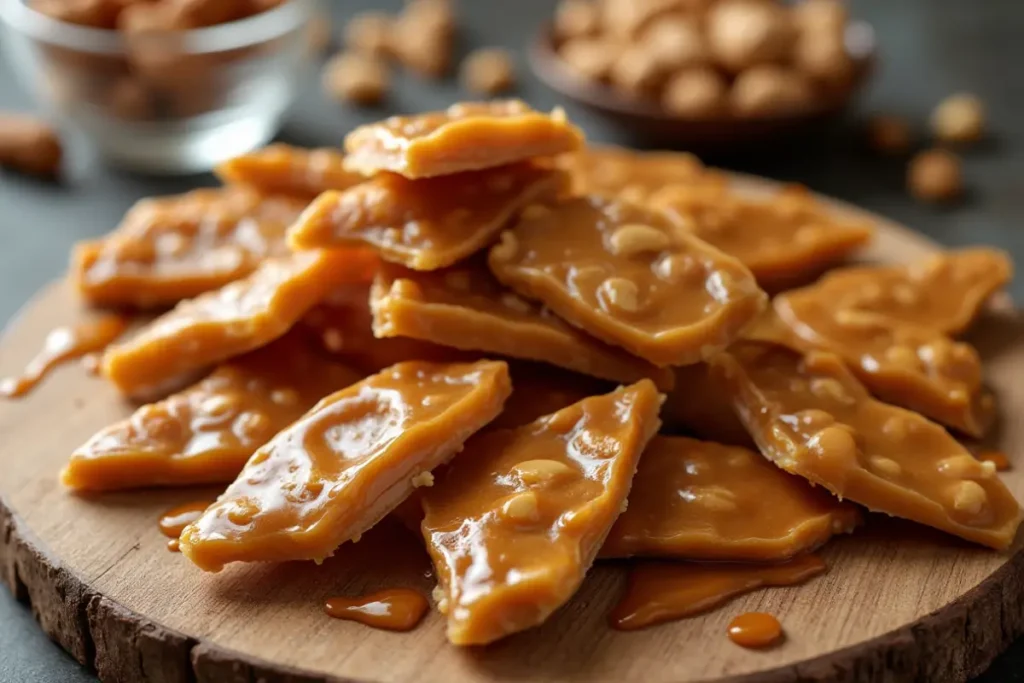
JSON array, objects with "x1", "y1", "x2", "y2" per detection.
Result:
[{"x1": 1, "y1": 176, "x2": 1022, "y2": 683}]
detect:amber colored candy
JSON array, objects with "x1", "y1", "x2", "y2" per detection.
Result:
[
  {"x1": 370, "y1": 262, "x2": 675, "y2": 389},
  {"x1": 602, "y1": 436, "x2": 860, "y2": 560},
  {"x1": 779, "y1": 248, "x2": 1013, "y2": 336},
  {"x1": 180, "y1": 360, "x2": 511, "y2": 572},
  {"x1": 324, "y1": 589, "x2": 430, "y2": 632},
  {"x1": 727, "y1": 612, "x2": 784, "y2": 648},
  {"x1": 215, "y1": 144, "x2": 366, "y2": 200},
  {"x1": 775, "y1": 290, "x2": 993, "y2": 437},
  {"x1": 556, "y1": 145, "x2": 705, "y2": 201},
  {"x1": 653, "y1": 183, "x2": 873, "y2": 292},
  {"x1": 288, "y1": 163, "x2": 568, "y2": 271},
  {"x1": 488, "y1": 195, "x2": 766, "y2": 366},
  {"x1": 301, "y1": 284, "x2": 470, "y2": 373},
  {"x1": 72, "y1": 188, "x2": 308, "y2": 308},
  {"x1": 102, "y1": 250, "x2": 371, "y2": 398},
  {"x1": 610, "y1": 554, "x2": 826, "y2": 631},
  {"x1": 711, "y1": 342, "x2": 1022, "y2": 549},
  {"x1": 64, "y1": 335, "x2": 361, "y2": 491},
  {"x1": 343, "y1": 100, "x2": 584, "y2": 178},
  {"x1": 422, "y1": 380, "x2": 663, "y2": 645}
]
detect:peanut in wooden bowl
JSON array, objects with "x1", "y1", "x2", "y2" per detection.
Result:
[{"x1": 528, "y1": 21, "x2": 877, "y2": 152}]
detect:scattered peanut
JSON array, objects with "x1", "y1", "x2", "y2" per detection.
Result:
[
  {"x1": 322, "y1": 52, "x2": 390, "y2": 106},
  {"x1": 907, "y1": 149, "x2": 962, "y2": 203},
  {"x1": 931, "y1": 93, "x2": 985, "y2": 145},
  {"x1": 0, "y1": 113, "x2": 63, "y2": 178},
  {"x1": 460, "y1": 48, "x2": 516, "y2": 95}
]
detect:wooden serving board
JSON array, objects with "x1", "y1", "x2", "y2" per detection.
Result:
[{"x1": 2, "y1": 176, "x2": 1024, "y2": 683}]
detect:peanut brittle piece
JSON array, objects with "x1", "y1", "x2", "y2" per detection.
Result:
[
  {"x1": 214, "y1": 144, "x2": 366, "y2": 200},
  {"x1": 556, "y1": 145, "x2": 706, "y2": 201},
  {"x1": 488, "y1": 196, "x2": 766, "y2": 366},
  {"x1": 370, "y1": 261, "x2": 675, "y2": 389},
  {"x1": 103, "y1": 250, "x2": 372, "y2": 398},
  {"x1": 654, "y1": 183, "x2": 873, "y2": 292},
  {"x1": 63, "y1": 335, "x2": 362, "y2": 491},
  {"x1": 602, "y1": 435, "x2": 861, "y2": 560},
  {"x1": 422, "y1": 380, "x2": 663, "y2": 645},
  {"x1": 301, "y1": 283, "x2": 469, "y2": 373},
  {"x1": 72, "y1": 188, "x2": 308, "y2": 308},
  {"x1": 343, "y1": 100, "x2": 584, "y2": 178},
  {"x1": 288, "y1": 163, "x2": 568, "y2": 270},
  {"x1": 775, "y1": 291, "x2": 993, "y2": 437},
  {"x1": 180, "y1": 360, "x2": 511, "y2": 571},
  {"x1": 711, "y1": 342, "x2": 1021, "y2": 549},
  {"x1": 781, "y1": 248, "x2": 1013, "y2": 335}
]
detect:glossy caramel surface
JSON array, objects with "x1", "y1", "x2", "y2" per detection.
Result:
[
  {"x1": 102, "y1": 251, "x2": 371, "y2": 398},
  {"x1": 72, "y1": 188, "x2": 307, "y2": 308},
  {"x1": 610, "y1": 554, "x2": 826, "y2": 631},
  {"x1": 776, "y1": 289, "x2": 993, "y2": 437},
  {"x1": 288, "y1": 163, "x2": 568, "y2": 271},
  {"x1": 180, "y1": 360, "x2": 511, "y2": 571},
  {"x1": 215, "y1": 144, "x2": 366, "y2": 200},
  {"x1": 488, "y1": 195, "x2": 766, "y2": 366},
  {"x1": 602, "y1": 436, "x2": 861, "y2": 561},
  {"x1": 781, "y1": 248, "x2": 1012, "y2": 335},
  {"x1": 324, "y1": 589, "x2": 430, "y2": 632},
  {"x1": 370, "y1": 261, "x2": 674, "y2": 389},
  {"x1": 343, "y1": 100, "x2": 584, "y2": 178},
  {"x1": 711, "y1": 342, "x2": 1022, "y2": 549},
  {"x1": 654, "y1": 183, "x2": 873, "y2": 292},
  {"x1": 0, "y1": 314, "x2": 128, "y2": 399},
  {"x1": 422, "y1": 380, "x2": 663, "y2": 645},
  {"x1": 64, "y1": 336, "x2": 362, "y2": 491},
  {"x1": 556, "y1": 145, "x2": 706, "y2": 201}
]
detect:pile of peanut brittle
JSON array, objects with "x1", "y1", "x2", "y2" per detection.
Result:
[{"x1": 58, "y1": 99, "x2": 1020, "y2": 645}]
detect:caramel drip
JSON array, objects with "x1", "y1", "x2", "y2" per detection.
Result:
[
  {"x1": 979, "y1": 451, "x2": 1010, "y2": 471},
  {"x1": 0, "y1": 315, "x2": 128, "y2": 398},
  {"x1": 727, "y1": 612, "x2": 783, "y2": 648},
  {"x1": 324, "y1": 589, "x2": 429, "y2": 632},
  {"x1": 610, "y1": 554, "x2": 826, "y2": 631},
  {"x1": 158, "y1": 501, "x2": 214, "y2": 539}
]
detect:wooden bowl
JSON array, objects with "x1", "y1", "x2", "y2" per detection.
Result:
[{"x1": 528, "y1": 21, "x2": 877, "y2": 152}]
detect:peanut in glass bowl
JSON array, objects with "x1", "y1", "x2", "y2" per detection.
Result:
[{"x1": 0, "y1": 0, "x2": 319, "y2": 174}]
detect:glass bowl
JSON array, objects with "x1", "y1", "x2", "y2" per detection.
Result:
[{"x1": 0, "y1": 0, "x2": 318, "y2": 174}]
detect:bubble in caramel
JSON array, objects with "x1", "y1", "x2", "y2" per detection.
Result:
[
  {"x1": 488, "y1": 195, "x2": 766, "y2": 366},
  {"x1": 342, "y1": 100, "x2": 584, "y2": 179},
  {"x1": 711, "y1": 342, "x2": 1021, "y2": 550},
  {"x1": 180, "y1": 360, "x2": 511, "y2": 572},
  {"x1": 422, "y1": 380, "x2": 663, "y2": 645}
]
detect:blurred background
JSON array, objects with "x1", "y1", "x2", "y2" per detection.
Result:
[{"x1": 0, "y1": 0, "x2": 1022, "y2": 681}]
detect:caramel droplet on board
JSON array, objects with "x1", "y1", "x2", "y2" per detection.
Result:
[
  {"x1": 158, "y1": 501, "x2": 214, "y2": 539},
  {"x1": 728, "y1": 612, "x2": 783, "y2": 648},
  {"x1": 166, "y1": 539, "x2": 181, "y2": 553},
  {"x1": 324, "y1": 589, "x2": 430, "y2": 632},
  {"x1": 978, "y1": 451, "x2": 1010, "y2": 471},
  {"x1": 610, "y1": 554, "x2": 826, "y2": 631},
  {"x1": 0, "y1": 315, "x2": 129, "y2": 398}
]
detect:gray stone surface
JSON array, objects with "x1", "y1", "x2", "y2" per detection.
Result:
[{"x1": 1, "y1": 0, "x2": 1022, "y2": 681}]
